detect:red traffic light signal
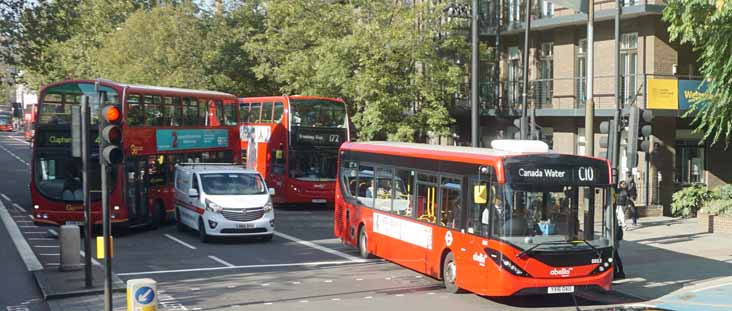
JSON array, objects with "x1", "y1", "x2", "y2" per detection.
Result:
[{"x1": 100, "y1": 104, "x2": 122, "y2": 165}]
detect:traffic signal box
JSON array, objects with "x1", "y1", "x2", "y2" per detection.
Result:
[
  {"x1": 626, "y1": 106, "x2": 653, "y2": 168},
  {"x1": 100, "y1": 104, "x2": 123, "y2": 165}
]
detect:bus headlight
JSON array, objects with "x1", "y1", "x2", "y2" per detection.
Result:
[
  {"x1": 205, "y1": 199, "x2": 223, "y2": 213},
  {"x1": 263, "y1": 199, "x2": 273, "y2": 213}
]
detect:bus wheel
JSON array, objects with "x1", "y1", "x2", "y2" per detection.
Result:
[
  {"x1": 358, "y1": 226, "x2": 372, "y2": 259},
  {"x1": 198, "y1": 218, "x2": 210, "y2": 243},
  {"x1": 176, "y1": 208, "x2": 186, "y2": 232},
  {"x1": 151, "y1": 202, "x2": 164, "y2": 230},
  {"x1": 442, "y1": 252, "x2": 462, "y2": 293}
]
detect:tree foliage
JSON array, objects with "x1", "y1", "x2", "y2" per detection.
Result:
[
  {"x1": 663, "y1": 0, "x2": 732, "y2": 145},
  {"x1": 247, "y1": 1, "x2": 467, "y2": 141}
]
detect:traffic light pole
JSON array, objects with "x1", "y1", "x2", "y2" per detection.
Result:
[
  {"x1": 471, "y1": 0, "x2": 479, "y2": 147},
  {"x1": 97, "y1": 91, "x2": 113, "y2": 311},
  {"x1": 520, "y1": 0, "x2": 531, "y2": 140},
  {"x1": 81, "y1": 97, "x2": 92, "y2": 289}
]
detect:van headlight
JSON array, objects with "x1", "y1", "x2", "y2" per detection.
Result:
[
  {"x1": 263, "y1": 199, "x2": 273, "y2": 213},
  {"x1": 205, "y1": 199, "x2": 223, "y2": 213}
]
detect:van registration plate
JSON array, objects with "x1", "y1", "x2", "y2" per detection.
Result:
[
  {"x1": 236, "y1": 223, "x2": 255, "y2": 229},
  {"x1": 547, "y1": 286, "x2": 574, "y2": 294}
]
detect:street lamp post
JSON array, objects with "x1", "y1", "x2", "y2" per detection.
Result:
[
  {"x1": 444, "y1": 2, "x2": 480, "y2": 147},
  {"x1": 520, "y1": 0, "x2": 532, "y2": 140}
]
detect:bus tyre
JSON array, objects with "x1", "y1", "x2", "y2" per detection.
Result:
[
  {"x1": 442, "y1": 252, "x2": 462, "y2": 293},
  {"x1": 358, "y1": 226, "x2": 372, "y2": 259},
  {"x1": 176, "y1": 208, "x2": 186, "y2": 232},
  {"x1": 151, "y1": 202, "x2": 164, "y2": 230},
  {"x1": 198, "y1": 218, "x2": 210, "y2": 243}
]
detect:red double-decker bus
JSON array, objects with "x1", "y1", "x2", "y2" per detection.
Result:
[
  {"x1": 31, "y1": 79, "x2": 241, "y2": 228},
  {"x1": 335, "y1": 141, "x2": 616, "y2": 296},
  {"x1": 238, "y1": 96, "x2": 350, "y2": 206}
]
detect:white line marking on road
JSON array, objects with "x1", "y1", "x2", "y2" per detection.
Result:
[
  {"x1": 208, "y1": 255, "x2": 234, "y2": 267},
  {"x1": 48, "y1": 229, "x2": 57, "y2": 237},
  {"x1": 28, "y1": 238, "x2": 54, "y2": 241},
  {"x1": 1, "y1": 194, "x2": 10, "y2": 201},
  {"x1": 45, "y1": 263, "x2": 59, "y2": 266},
  {"x1": 331, "y1": 298, "x2": 341, "y2": 301},
  {"x1": 28, "y1": 215, "x2": 33, "y2": 220},
  {"x1": 364, "y1": 296, "x2": 373, "y2": 299},
  {"x1": 324, "y1": 280, "x2": 333, "y2": 283},
  {"x1": 80, "y1": 250, "x2": 103, "y2": 267},
  {"x1": 0, "y1": 199, "x2": 43, "y2": 271},
  {"x1": 12, "y1": 203, "x2": 26, "y2": 212},
  {"x1": 9, "y1": 136, "x2": 30, "y2": 145},
  {"x1": 33, "y1": 245, "x2": 59, "y2": 248},
  {"x1": 290, "y1": 281, "x2": 301, "y2": 285},
  {"x1": 16, "y1": 220, "x2": 32, "y2": 223},
  {"x1": 117, "y1": 260, "x2": 370, "y2": 276},
  {"x1": 164, "y1": 234, "x2": 197, "y2": 250},
  {"x1": 39, "y1": 253, "x2": 59, "y2": 256},
  {"x1": 299, "y1": 300, "x2": 308, "y2": 303},
  {"x1": 263, "y1": 302, "x2": 273, "y2": 305},
  {"x1": 20, "y1": 226, "x2": 37, "y2": 228},
  {"x1": 396, "y1": 294, "x2": 405, "y2": 297},
  {"x1": 261, "y1": 283, "x2": 270, "y2": 287},
  {"x1": 356, "y1": 278, "x2": 363, "y2": 281},
  {"x1": 274, "y1": 231, "x2": 365, "y2": 262},
  {"x1": 227, "y1": 285, "x2": 236, "y2": 289},
  {"x1": 24, "y1": 232, "x2": 48, "y2": 234},
  {"x1": 0, "y1": 145, "x2": 29, "y2": 166},
  {"x1": 691, "y1": 281, "x2": 732, "y2": 293},
  {"x1": 190, "y1": 288, "x2": 200, "y2": 291}
]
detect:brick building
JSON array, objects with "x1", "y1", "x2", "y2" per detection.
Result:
[{"x1": 461, "y1": 0, "x2": 732, "y2": 214}]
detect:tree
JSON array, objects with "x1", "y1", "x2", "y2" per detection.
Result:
[
  {"x1": 247, "y1": 1, "x2": 467, "y2": 141},
  {"x1": 663, "y1": 0, "x2": 732, "y2": 145}
]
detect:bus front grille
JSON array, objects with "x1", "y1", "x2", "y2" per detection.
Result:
[{"x1": 221, "y1": 208, "x2": 265, "y2": 222}]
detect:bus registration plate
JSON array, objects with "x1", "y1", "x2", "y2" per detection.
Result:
[{"x1": 547, "y1": 286, "x2": 574, "y2": 294}]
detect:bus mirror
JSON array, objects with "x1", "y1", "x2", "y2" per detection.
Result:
[
  {"x1": 473, "y1": 185, "x2": 487, "y2": 204},
  {"x1": 188, "y1": 188, "x2": 199, "y2": 198},
  {"x1": 268, "y1": 188, "x2": 276, "y2": 195}
]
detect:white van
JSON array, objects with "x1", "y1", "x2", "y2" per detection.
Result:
[{"x1": 174, "y1": 163, "x2": 275, "y2": 242}]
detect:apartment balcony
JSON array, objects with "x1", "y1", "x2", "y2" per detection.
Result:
[{"x1": 480, "y1": 73, "x2": 697, "y2": 117}]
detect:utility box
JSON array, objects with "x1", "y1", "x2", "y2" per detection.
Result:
[
  {"x1": 127, "y1": 278, "x2": 158, "y2": 311},
  {"x1": 59, "y1": 225, "x2": 82, "y2": 271}
]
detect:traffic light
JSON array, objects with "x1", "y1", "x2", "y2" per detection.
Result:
[
  {"x1": 100, "y1": 103, "x2": 122, "y2": 165},
  {"x1": 599, "y1": 119, "x2": 617, "y2": 161},
  {"x1": 626, "y1": 106, "x2": 653, "y2": 168}
]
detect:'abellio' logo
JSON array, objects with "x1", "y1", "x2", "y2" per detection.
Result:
[{"x1": 549, "y1": 267, "x2": 573, "y2": 277}]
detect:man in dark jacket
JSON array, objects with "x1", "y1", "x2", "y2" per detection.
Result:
[
  {"x1": 626, "y1": 175, "x2": 638, "y2": 226},
  {"x1": 616, "y1": 181, "x2": 629, "y2": 229}
]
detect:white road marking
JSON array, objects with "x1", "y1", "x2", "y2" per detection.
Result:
[
  {"x1": 33, "y1": 245, "x2": 59, "y2": 248},
  {"x1": 0, "y1": 145, "x2": 29, "y2": 166},
  {"x1": 331, "y1": 298, "x2": 341, "y2": 301},
  {"x1": 263, "y1": 302, "x2": 273, "y2": 305},
  {"x1": 28, "y1": 238, "x2": 54, "y2": 241},
  {"x1": 274, "y1": 231, "x2": 365, "y2": 262},
  {"x1": 13, "y1": 203, "x2": 26, "y2": 212},
  {"x1": 324, "y1": 280, "x2": 333, "y2": 283},
  {"x1": 691, "y1": 281, "x2": 732, "y2": 293},
  {"x1": 117, "y1": 260, "x2": 369, "y2": 276},
  {"x1": 208, "y1": 255, "x2": 234, "y2": 267},
  {"x1": 40, "y1": 253, "x2": 60, "y2": 256},
  {"x1": 364, "y1": 296, "x2": 373, "y2": 299},
  {"x1": 0, "y1": 199, "x2": 43, "y2": 271},
  {"x1": 16, "y1": 220, "x2": 32, "y2": 223},
  {"x1": 80, "y1": 251, "x2": 104, "y2": 267},
  {"x1": 19, "y1": 226, "x2": 37, "y2": 228},
  {"x1": 24, "y1": 232, "x2": 48, "y2": 234},
  {"x1": 396, "y1": 294, "x2": 405, "y2": 297},
  {"x1": 190, "y1": 288, "x2": 200, "y2": 291},
  {"x1": 8, "y1": 136, "x2": 30, "y2": 145},
  {"x1": 299, "y1": 300, "x2": 309, "y2": 303},
  {"x1": 164, "y1": 234, "x2": 197, "y2": 250},
  {"x1": 1, "y1": 194, "x2": 10, "y2": 201}
]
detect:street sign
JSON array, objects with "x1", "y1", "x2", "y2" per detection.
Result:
[{"x1": 135, "y1": 286, "x2": 155, "y2": 305}]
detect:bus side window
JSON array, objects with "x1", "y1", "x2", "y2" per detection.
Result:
[
  {"x1": 340, "y1": 161, "x2": 358, "y2": 198},
  {"x1": 144, "y1": 95, "x2": 163, "y2": 126},
  {"x1": 164, "y1": 97, "x2": 181, "y2": 126},
  {"x1": 127, "y1": 94, "x2": 144, "y2": 126},
  {"x1": 374, "y1": 167, "x2": 394, "y2": 212},
  {"x1": 183, "y1": 98, "x2": 197, "y2": 126},
  {"x1": 440, "y1": 177, "x2": 462, "y2": 229},
  {"x1": 250, "y1": 103, "x2": 261, "y2": 123},
  {"x1": 393, "y1": 169, "x2": 414, "y2": 217},
  {"x1": 214, "y1": 100, "x2": 224, "y2": 126},
  {"x1": 239, "y1": 103, "x2": 250, "y2": 124},
  {"x1": 273, "y1": 102, "x2": 284, "y2": 123},
  {"x1": 198, "y1": 99, "x2": 209, "y2": 126},
  {"x1": 261, "y1": 102, "x2": 273, "y2": 123},
  {"x1": 356, "y1": 165, "x2": 374, "y2": 208},
  {"x1": 416, "y1": 173, "x2": 438, "y2": 224},
  {"x1": 223, "y1": 101, "x2": 237, "y2": 126}
]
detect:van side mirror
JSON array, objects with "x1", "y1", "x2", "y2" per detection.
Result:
[
  {"x1": 188, "y1": 188, "x2": 199, "y2": 198},
  {"x1": 268, "y1": 188, "x2": 276, "y2": 195},
  {"x1": 473, "y1": 184, "x2": 487, "y2": 204}
]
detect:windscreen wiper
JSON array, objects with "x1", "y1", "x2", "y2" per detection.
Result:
[{"x1": 515, "y1": 240, "x2": 574, "y2": 258}]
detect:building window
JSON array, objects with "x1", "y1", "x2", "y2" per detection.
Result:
[
  {"x1": 537, "y1": 42, "x2": 553, "y2": 107},
  {"x1": 540, "y1": 0, "x2": 555, "y2": 17},
  {"x1": 577, "y1": 128, "x2": 586, "y2": 156},
  {"x1": 576, "y1": 39, "x2": 587, "y2": 106},
  {"x1": 620, "y1": 33, "x2": 638, "y2": 104},
  {"x1": 508, "y1": 0, "x2": 521, "y2": 23},
  {"x1": 676, "y1": 141, "x2": 705, "y2": 185},
  {"x1": 507, "y1": 46, "x2": 521, "y2": 108}
]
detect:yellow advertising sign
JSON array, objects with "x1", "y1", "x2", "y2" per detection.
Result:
[{"x1": 647, "y1": 79, "x2": 679, "y2": 110}]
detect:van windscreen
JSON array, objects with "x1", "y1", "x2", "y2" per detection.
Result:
[{"x1": 200, "y1": 173, "x2": 266, "y2": 195}]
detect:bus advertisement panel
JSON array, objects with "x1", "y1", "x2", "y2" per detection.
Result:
[
  {"x1": 31, "y1": 80, "x2": 241, "y2": 228},
  {"x1": 239, "y1": 96, "x2": 350, "y2": 206},
  {"x1": 335, "y1": 141, "x2": 615, "y2": 296}
]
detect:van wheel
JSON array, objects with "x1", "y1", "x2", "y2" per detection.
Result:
[
  {"x1": 358, "y1": 226, "x2": 372, "y2": 259},
  {"x1": 442, "y1": 252, "x2": 462, "y2": 293},
  {"x1": 176, "y1": 208, "x2": 186, "y2": 232},
  {"x1": 198, "y1": 217, "x2": 210, "y2": 243},
  {"x1": 151, "y1": 202, "x2": 164, "y2": 230}
]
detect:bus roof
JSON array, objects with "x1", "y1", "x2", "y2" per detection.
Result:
[
  {"x1": 41, "y1": 79, "x2": 236, "y2": 99},
  {"x1": 343, "y1": 141, "x2": 520, "y2": 158},
  {"x1": 239, "y1": 95, "x2": 345, "y2": 104}
]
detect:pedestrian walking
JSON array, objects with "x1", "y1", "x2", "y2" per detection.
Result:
[
  {"x1": 616, "y1": 180, "x2": 629, "y2": 230},
  {"x1": 626, "y1": 175, "x2": 638, "y2": 226}
]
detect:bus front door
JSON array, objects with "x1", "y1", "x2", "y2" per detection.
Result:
[{"x1": 125, "y1": 158, "x2": 149, "y2": 223}]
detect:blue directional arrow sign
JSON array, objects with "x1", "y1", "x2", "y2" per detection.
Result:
[{"x1": 135, "y1": 286, "x2": 155, "y2": 305}]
